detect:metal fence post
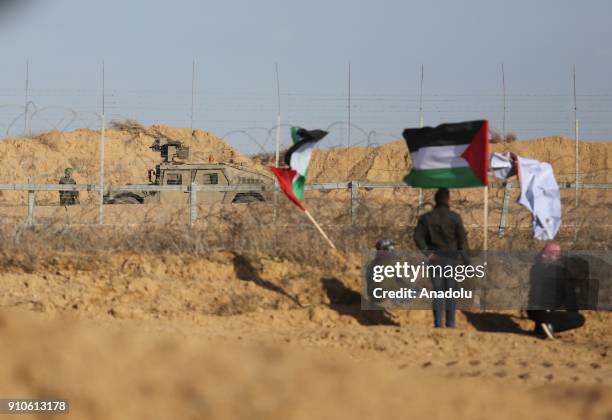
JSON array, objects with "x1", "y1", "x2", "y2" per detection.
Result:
[
  {"x1": 190, "y1": 182, "x2": 197, "y2": 227},
  {"x1": 1, "y1": 182, "x2": 611, "y2": 230},
  {"x1": 418, "y1": 189, "x2": 423, "y2": 214},
  {"x1": 350, "y1": 181, "x2": 359, "y2": 226},
  {"x1": 273, "y1": 187, "x2": 278, "y2": 224},
  {"x1": 27, "y1": 190, "x2": 35, "y2": 226},
  {"x1": 498, "y1": 181, "x2": 512, "y2": 238}
]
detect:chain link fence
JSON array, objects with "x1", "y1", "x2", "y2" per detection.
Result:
[{"x1": 0, "y1": 181, "x2": 610, "y2": 256}]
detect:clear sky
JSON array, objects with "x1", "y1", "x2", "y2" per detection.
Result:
[{"x1": 1, "y1": 0, "x2": 611, "y2": 153}]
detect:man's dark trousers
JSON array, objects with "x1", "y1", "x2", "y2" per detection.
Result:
[{"x1": 431, "y1": 260, "x2": 458, "y2": 328}]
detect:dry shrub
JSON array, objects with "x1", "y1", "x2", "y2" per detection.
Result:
[
  {"x1": 0, "y1": 215, "x2": 605, "y2": 265},
  {"x1": 109, "y1": 119, "x2": 148, "y2": 136},
  {"x1": 0, "y1": 191, "x2": 608, "y2": 271},
  {"x1": 250, "y1": 151, "x2": 276, "y2": 166},
  {"x1": 490, "y1": 130, "x2": 517, "y2": 144},
  {"x1": 490, "y1": 131, "x2": 503, "y2": 144}
]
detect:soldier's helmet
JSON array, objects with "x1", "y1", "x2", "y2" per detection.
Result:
[
  {"x1": 64, "y1": 168, "x2": 73, "y2": 177},
  {"x1": 375, "y1": 239, "x2": 395, "y2": 251}
]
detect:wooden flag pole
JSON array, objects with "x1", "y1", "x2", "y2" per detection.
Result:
[
  {"x1": 304, "y1": 209, "x2": 336, "y2": 250},
  {"x1": 483, "y1": 185, "x2": 489, "y2": 254}
]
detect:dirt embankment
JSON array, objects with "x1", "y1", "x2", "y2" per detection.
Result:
[
  {"x1": 0, "y1": 125, "x2": 253, "y2": 186},
  {"x1": 2, "y1": 127, "x2": 611, "y2": 186},
  {"x1": 0, "y1": 251, "x2": 611, "y2": 419},
  {"x1": 308, "y1": 137, "x2": 612, "y2": 183}
]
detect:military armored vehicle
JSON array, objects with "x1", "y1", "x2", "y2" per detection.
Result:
[{"x1": 104, "y1": 136, "x2": 273, "y2": 205}]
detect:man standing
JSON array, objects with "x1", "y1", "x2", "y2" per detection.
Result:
[
  {"x1": 59, "y1": 168, "x2": 79, "y2": 206},
  {"x1": 414, "y1": 188, "x2": 469, "y2": 328}
]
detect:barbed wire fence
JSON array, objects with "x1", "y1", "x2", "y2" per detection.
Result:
[
  {"x1": 2, "y1": 86, "x2": 611, "y2": 186},
  {"x1": 2, "y1": 88, "x2": 612, "y2": 189},
  {"x1": 2, "y1": 72, "x2": 612, "y2": 157},
  {"x1": 0, "y1": 63, "x2": 611, "y2": 255}
]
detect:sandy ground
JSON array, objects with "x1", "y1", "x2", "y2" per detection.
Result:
[
  {"x1": 0, "y1": 251, "x2": 610, "y2": 420},
  {"x1": 0, "y1": 126, "x2": 611, "y2": 419}
]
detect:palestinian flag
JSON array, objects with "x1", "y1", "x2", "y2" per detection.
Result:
[
  {"x1": 402, "y1": 120, "x2": 489, "y2": 188},
  {"x1": 270, "y1": 127, "x2": 328, "y2": 210}
]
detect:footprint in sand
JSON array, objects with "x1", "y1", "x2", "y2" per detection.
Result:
[
  {"x1": 469, "y1": 360, "x2": 480, "y2": 366},
  {"x1": 590, "y1": 363, "x2": 601, "y2": 370},
  {"x1": 518, "y1": 373, "x2": 530, "y2": 380},
  {"x1": 460, "y1": 371, "x2": 481, "y2": 378},
  {"x1": 519, "y1": 361, "x2": 529, "y2": 368},
  {"x1": 542, "y1": 361, "x2": 553, "y2": 368},
  {"x1": 446, "y1": 361, "x2": 458, "y2": 366},
  {"x1": 494, "y1": 360, "x2": 505, "y2": 366},
  {"x1": 544, "y1": 374, "x2": 554, "y2": 381},
  {"x1": 566, "y1": 361, "x2": 577, "y2": 368},
  {"x1": 494, "y1": 371, "x2": 507, "y2": 378}
]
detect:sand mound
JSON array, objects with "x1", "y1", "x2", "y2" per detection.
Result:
[
  {"x1": 2, "y1": 126, "x2": 610, "y2": 187},
  {"x1": 0, "y1": 125, "x2": 254, "y2": 186},
  {"x1": 309, "y1": 137, "x2": 612, "y2": 183}
]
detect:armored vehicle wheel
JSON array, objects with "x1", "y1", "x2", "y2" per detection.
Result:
[
  {"x1": 112, "y1": 195, "x2": 141, "y2": 204},
  {"x1": 232, "y1": 193, "x2": 265, "y2": 204}
]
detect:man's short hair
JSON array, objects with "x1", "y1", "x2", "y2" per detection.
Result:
[{"x1": 435, "y1": 188, "x2": 450, "y2": 206}]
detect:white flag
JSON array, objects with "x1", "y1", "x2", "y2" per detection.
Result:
[{"x1": 490, "y1": 153, "x2": 562, "y2": 241}]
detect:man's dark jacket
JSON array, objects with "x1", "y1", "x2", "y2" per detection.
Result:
[
  {"x1": 528, "y1": 259, "x2": 579, "y2": 311},
  {"x1": 413, "y1": 204, "x2": 469, "y2": 262}
]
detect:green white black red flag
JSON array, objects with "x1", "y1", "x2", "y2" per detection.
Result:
[
  {"x1": 270, "y1": 127, "x2": 328, "y2": 210},
  {"x1": 402, "y1": 120, "x2": 489, "y2": 188}
]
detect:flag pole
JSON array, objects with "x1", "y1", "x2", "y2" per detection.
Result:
[
  {"x1": 304, "y1": 209, "x2": 336, "y2": 250},
  {"x1": 483, "y1": 185, "x2": 489, "y2": 254}
]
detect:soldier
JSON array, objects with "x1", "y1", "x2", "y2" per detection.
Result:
[{"x1": 59, "y1": 168, "x2": 79, "y2": 205}]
